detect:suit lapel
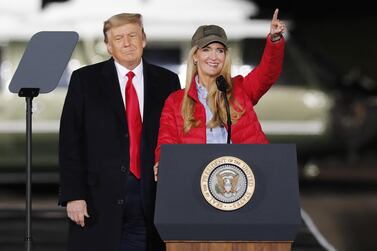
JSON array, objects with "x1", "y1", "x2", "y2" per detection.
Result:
[
  {"x1": 142, "y1": 61, "x2": 151, "y2": 127},
  {"x1": 99, "y1": 59, "x2": 157, "y2": 149},
  {"x1": 142, "y1": 60, "x2": 158, "y2": 132},
  {"x1": 100, "y1": 58, "x2": 127, "y2": 132}
]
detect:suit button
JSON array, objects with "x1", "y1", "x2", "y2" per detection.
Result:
[
  {"x1": 120, "y1": 165, "x2": 127, "y2": 173},
  {"x1": 117, "y1": 199, "x2": 124, "y2": 205},
  {"x1": 124, "y1": 133, "x2": 129, "y2": 138}
]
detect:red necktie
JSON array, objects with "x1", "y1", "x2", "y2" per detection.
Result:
[{"x1": 125, "y1": 71, "x2": 142, "y2": 179}]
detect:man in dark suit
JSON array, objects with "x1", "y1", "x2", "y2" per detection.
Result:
[{"x1": 58, "y1": 13, "x2": 180, "y2": 251}]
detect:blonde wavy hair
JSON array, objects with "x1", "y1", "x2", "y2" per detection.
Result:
[{"x1": 181, "y1": 46, "x2": 244, "y2": 134}]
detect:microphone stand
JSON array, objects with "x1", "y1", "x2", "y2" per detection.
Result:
[
  {"x1": 223, "y1": 94, "x2": 231, "y2": 144},
  {"x1": 216, "y1": 76, "x2": 232, "y2": 144}
]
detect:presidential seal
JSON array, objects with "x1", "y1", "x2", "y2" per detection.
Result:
[{"x1": 200, "y1": 156, "x2": 255, "y2": 211}]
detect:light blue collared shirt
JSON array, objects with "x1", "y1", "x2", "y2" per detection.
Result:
[{"x1": 195, "y1": 76, "x2": 229, "y2": 144}]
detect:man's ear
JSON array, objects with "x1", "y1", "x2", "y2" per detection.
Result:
[{"x1": 142, "y1": 33, "x2": 147, "y2": 48}]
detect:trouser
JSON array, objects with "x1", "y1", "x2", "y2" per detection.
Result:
[{"x1": 120, "y1": 174, "x2": 147, "y2": 251}]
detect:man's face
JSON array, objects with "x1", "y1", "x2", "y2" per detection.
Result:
[{"x1": 106, "y1": 23, "x2": 146, "y2": 69}]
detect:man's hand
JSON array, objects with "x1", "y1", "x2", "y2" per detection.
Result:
[
  {"x1": 67, "y1": 200, "x2": 89, "y2": 227},
  {"x1": 154, "y1": 162, "x2": 159, "y2": 182},
  {"x1": 270, "y1": 9, "x2": 286, "y2": 42}
]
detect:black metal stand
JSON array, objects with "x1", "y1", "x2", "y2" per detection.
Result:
[
  {"x1": 8, "y1": 31, "x2": 78, "y2": 251},
  {"x1": 18, "y1": 88, "x2": 39, "y2": 251},
  {"x1": 223, "y1": 94, "x2": 232, "y2": 144},
  {"x1": 215, "y1": 76, "x2": 232, "y2": 144}
]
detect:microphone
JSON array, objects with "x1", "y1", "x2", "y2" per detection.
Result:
[
  {"x1": 215, "y1": 75, "x2": 228, "y2": 92},
  {"x1": 215, "y1": 75, "x2": 231, "y2": 144}
]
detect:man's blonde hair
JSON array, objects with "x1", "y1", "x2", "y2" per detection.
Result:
[{"x1": 103, "y1": 13, "x2": 146, "y2": 43}]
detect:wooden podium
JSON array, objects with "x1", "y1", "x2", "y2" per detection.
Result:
[
  {"x1": 155, "y1": 144, "x2": 300, "y2": 251},
  {"x1": 165, "y1": 241, "x2": 291, "y2": 251}
]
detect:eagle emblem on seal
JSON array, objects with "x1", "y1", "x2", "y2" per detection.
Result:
[
  {"x1": 200, "y1": 156, "x2": 255, "y2": 211},
  {"x1": 216, "y1": 171, "x2": 239, "y2": 198}
]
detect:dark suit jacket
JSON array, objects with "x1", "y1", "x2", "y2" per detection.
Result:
[{"x1": 58, "y1": 58, "x2": 180, "y2": 251}]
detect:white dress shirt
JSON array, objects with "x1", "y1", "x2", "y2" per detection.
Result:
[{"x1": 114, "y1": 60, "x2": 144, "y2": 121}]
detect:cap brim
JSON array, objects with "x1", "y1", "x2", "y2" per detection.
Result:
[{"x1": 196, "y1": 35, "x2": 228, "y2": 48}]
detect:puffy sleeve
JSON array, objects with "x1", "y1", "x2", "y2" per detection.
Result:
[{"x1": 238, "y1": 35, "x2": 285, "y2": 105}]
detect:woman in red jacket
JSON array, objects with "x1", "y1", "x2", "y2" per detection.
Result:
[{"x1": 154, "y1": 9, "x2": 285, "y2": 179}]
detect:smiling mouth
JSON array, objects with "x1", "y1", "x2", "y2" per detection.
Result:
[{"x1": 207, "y1": 62, "x2": 219, "y2": 66}]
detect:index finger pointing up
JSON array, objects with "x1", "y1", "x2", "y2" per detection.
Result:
[{"x1": 272, "y1": 8, "x2": 279, "y2": 21}]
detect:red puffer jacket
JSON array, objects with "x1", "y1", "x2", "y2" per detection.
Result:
[{"x1": 155, "y1": 36, "x2": 285, "y2": 162}]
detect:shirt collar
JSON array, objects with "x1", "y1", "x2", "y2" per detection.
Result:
[
  {"x1": 195, "y1": 75, "x2": 208, "y2": 100},
  {"x1": 114, "y1": 59, "x2": 144, "y2": 80}
]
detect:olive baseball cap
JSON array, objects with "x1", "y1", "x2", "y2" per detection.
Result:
[{"x1": 191, "y1": 25, "x2": 228, "y2": 48}]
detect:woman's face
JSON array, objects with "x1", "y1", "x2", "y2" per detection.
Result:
[{"x1": 193, "y1": 42, "x2": 226, "y2": 80}]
